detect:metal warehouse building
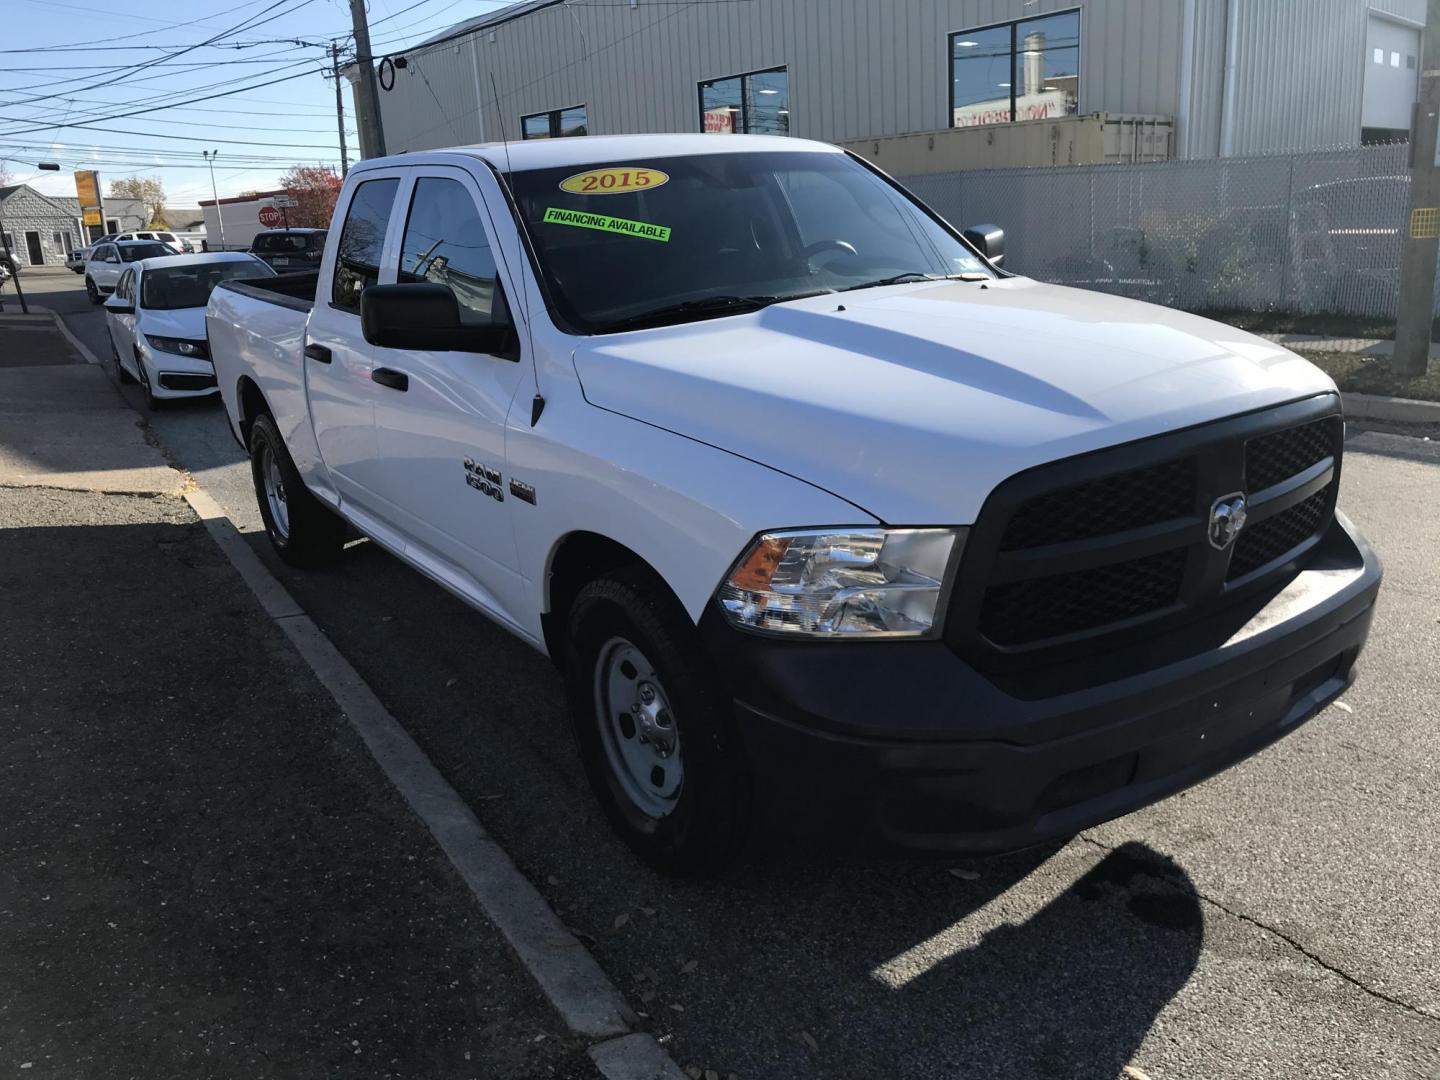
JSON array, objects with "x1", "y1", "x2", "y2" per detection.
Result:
[{"x1": 362, "y1": 0, "x2": 1428, "y2": 172}]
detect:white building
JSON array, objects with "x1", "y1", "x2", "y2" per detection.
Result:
[{"x1": 361, "y1": 0, "x2": 1428, "y2": 172}]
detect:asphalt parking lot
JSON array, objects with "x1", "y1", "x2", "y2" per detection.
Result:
[{"x1": 7, "y1": 266, "x2": 1440, "y2": 1079}]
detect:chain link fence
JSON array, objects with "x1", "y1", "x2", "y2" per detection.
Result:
[{"x1": 901, "y1": 142, "x2": 1422, "y2": 319}]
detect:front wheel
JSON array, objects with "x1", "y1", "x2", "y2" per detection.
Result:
[
  {"x1": 248, "y1": 412, "x2": 346, "y2": 567},
  {"x1": 111, "y1": 337, "x2": 135, "y2": 384},
  {"x1": 85, "y1": 277, "x2": 101, "y2": 304},
  {"x1": 563, "y1": 568, "x2": 751, "y2": 877}
]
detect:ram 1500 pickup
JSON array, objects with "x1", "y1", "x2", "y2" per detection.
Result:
[{"x1": 207, "y1": 134, "x2": 1381, "y2": 875}]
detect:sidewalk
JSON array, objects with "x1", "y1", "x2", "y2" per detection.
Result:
[{"x1": 0, "y1": 322, "x2": 600, "y2": 1078}]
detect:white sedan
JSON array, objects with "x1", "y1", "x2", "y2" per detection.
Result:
[{"x1": 103, "y1": 252, "x2": 274, "y2": 409}]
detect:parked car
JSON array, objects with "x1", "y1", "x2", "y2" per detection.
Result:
[
  {"x1": 208, "y1": 134, "x2": 1381, "y2": 875},
  {"x1": 247, "y1": 227, "x2": 326, "y2": 271},
  {"x1": 103, "y1": 252, "x2": 273, "y2": 409},
  {"x1": 84, "y1": 240, "x2": 175, "y2": 303},
  {"x1": 114, "y1": 229, "x2": 189, "y2": 253},
  {"x1": 65, "y1": 249, "x2": 86, "y2": 274}
]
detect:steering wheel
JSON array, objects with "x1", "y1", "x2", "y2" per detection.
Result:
[{"x1": 801, "y1": 239, "x2": 859, "y2": 262}]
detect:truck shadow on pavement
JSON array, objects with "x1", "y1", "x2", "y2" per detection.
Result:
[{"x1": 255, "y1": 536, "x2": 1205, "y2": 1080}]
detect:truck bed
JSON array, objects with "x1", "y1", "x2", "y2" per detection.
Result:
[{"x1": 217, "y1": 270, "x2": 317, "y2": 313}]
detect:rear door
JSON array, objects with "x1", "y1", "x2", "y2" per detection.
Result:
[
  {"x1": 303, "y1": 169, "x2": 408, "y2": 511},
  {"x1": 368, "y1": 168, "x2": 529, "y2": 602}
]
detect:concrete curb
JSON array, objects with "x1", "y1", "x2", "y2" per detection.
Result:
[
  {"x1": 30, "y1": 303, "x2": 103, "y2": 367},
  {"x1": 181, "y1": 486, "x2": 687, "y2": 1078},
  {"x1": 1342, "y1": 392, "x2": 1440, "y2": 425}
]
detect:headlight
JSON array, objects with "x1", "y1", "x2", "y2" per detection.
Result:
[
  {"x1": 717, "y1": 528, "x2": 962, "y2": 638},
  {"x1": 145, "y1": 335, "x2": 209, "y2": 359}
]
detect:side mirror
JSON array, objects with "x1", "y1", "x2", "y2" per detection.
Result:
[
  {"x1": 963, "y1": 224, "x2": 1005, "y2": 267},
  {"x1": 360, "y1": 282, "x2": 511, "y2": 354},
  {"x1": 103, "y1": 295, "x2": 133, "y2": 315}
]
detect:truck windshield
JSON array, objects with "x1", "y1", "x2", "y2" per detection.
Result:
[{"x1": 507, "y1": 151, "x2": 992, "y2": 334}]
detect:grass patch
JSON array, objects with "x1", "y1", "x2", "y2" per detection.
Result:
[{"x1": 1293, "y1": 350, "x2": 1440, "y2": 402}]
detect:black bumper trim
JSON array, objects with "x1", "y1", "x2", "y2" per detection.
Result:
[{"x1": 710, "y1": 512, "x2": 1381, "y2": 853}]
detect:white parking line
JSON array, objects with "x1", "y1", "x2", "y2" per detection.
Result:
[{"x1": 182, "y1": 485, "x2": 687, "y2": 1078}]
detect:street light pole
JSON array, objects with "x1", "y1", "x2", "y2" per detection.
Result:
[{"x1": 203, "y1": 150, "x2": 227, "y2": 251}]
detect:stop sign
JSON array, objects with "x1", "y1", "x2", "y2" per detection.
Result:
[{"x1": 258, "y1": 205, "x2": 283, "y2": 228}]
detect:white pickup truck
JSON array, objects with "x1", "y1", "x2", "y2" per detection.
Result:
[{"x1": 208, "y1": 133, "x2": 1381, "y2": 875}]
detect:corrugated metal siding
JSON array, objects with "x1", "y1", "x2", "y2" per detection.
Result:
[{"x1": 376, "y1": 0, "x2": 1188, "y2": 152}]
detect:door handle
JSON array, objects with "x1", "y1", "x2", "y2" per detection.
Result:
[
  {"x1": 303, "y1": 342, "x2": 332, "y2": 364},
  {"x1": 372, "y1": 367, "x2": 409, "y2": 392}
]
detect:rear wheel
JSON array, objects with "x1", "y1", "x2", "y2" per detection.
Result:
[
  {"x1": 248, "y1": 412, "x2": 345, "y2": 567},
  {"x1": 564, "y1": 568, "x2": 750, "y2": 876}
]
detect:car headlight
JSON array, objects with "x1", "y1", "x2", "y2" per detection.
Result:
[
  {"x1": 717, "y1": 528, "x2": 962, "y2": 638},
  {"x1": 145, "y1": 335, "x2": 209, "y2": 359}
]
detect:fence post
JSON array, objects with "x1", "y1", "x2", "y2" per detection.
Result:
[{"x1": 1279, "y1": 153, "x2": 1296, "y2": 311}]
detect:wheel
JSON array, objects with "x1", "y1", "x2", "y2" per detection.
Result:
[
  {"x1": 135, "y1": 355, "x2": 163, "y2": 411},
  {"x1": 248, "y1": 412, "x2": 346, "y2": 567},
  {"x1": 563, "y1": 567, "x2": 751, "y2": 876},
  {"x1": 111, "y1": 337, "x2": 136, "y2": 384},
  {"x1": 85, "y1": 277, "x2": 101, "y2": 304}
]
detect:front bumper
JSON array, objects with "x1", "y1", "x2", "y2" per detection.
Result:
[{"x1": 704, "y1": 512, "x2": 1381, "y2": 853}]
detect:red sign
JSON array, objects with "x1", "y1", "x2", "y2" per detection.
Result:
[{"x1": 257, "y1": 205, "x2": 283, "y2": 228}]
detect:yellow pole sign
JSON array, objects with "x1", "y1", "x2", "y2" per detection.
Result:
[{"x1": 74, "y1": 170, "x2": 103, "y2": 228}]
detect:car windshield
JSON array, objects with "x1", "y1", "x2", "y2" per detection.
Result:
[
  {"x1": 508, "y1": 150, "x2": 993, "y2": 333},
  {"x1": 252, "y1": 233, "x2": 315, "y2": 253},
  {"x1": 140, "y1": 260, "x2": 274, "y2": 310},
  {"x1": 120, "y1": 243, "x2": 171, "y2": 262}
]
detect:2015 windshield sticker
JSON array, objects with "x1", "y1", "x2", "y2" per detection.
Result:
[
  {"x1": 559, "y1": 167, "x2": 669, "y2": 195},
  {"x1": 542, "y1": 207, "x2": 671, "y2": 243}
]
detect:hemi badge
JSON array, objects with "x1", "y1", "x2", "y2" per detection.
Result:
[{"x1": 509, "y1": 478, "x2": 537, "y2": 505}]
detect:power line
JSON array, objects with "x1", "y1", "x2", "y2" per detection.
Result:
[{"x1": 6, "y1": 0, "x2": 279, "y2": 54}]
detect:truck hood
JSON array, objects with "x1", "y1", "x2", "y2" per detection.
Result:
[{"x1": 571, "y1": 277, "x2": 1337, "y2": 524}]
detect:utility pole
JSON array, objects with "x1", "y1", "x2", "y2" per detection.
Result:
[
  {"x1": 349, "y1": 0, "x2": 387, "y2": 157},
  {"x1": 203, "y1": 150, "x2": 227, "y2": 251},
  {"x1": 0, "y1": 209, "x2": 30, "y2": 314},
  {"x1": 331, "y1": 42, "x2": 351, "y2": 176},
  {"x1": 1393, "y1": 0, "x2": 1440, "y2": 377}
]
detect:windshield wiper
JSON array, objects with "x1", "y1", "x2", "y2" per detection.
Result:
[
  {"x1": 839, "y1": 272, "x2": 987, "y2": 293},
  {"x1": 593, "y1": 291, "x2": 828, "y2": 334}
]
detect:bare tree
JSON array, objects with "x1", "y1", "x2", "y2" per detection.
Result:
[{"x1": 109, "y1": 176, "x2": 168, "y2": 226}]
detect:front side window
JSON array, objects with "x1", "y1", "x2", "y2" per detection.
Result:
[
  {"x1": 700, "y1": 66, "x2": 789, "y2": 134},
  {"x1": 331, "y1": 177, "x2": 400, "y2": 313},
  {"x1": 398, "y1": 177, "x2": 500, "y2": 325},
  {"x1": 951, "y1": 10, "x2": 1079, "y2": 128},
  {"x1": 521, "y1": 104, "x2": 588, "y2": 140},
  {"x1": 510, "y1": 150, "x2": 992, "y2": 334}
]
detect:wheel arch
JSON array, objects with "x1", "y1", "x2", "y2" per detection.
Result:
[
  {"x1": 235, "y1": 374, "x2": 270, "y2": 447},
  {"x1": 541, "y1": 531, "x2": 686, "y2": 667}
]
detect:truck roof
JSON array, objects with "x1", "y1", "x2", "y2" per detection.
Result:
[{"x1": 355, "y1": 133, "x2": 843, "y2": 175}]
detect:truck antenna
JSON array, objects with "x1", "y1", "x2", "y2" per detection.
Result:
[{"x1": 488, "y1": 71, "x2": 545, "y2": 427}]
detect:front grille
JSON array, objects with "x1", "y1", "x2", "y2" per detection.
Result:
[
  {"x1": 979, "y1": 548, "x2": 1186, "y2": 646},
  {"x1": 1245, "y1": 417, "x2": 1340, "y2": 492},
  {"x1": 158, "y1": 372, "x2": 217, "y2": 391},
  {"x1": 1227, "y1": 489, "x2": 1330, "y2": 580},
  {"x1": 999, "y1": 458, "x2": 1196, "y2": 550},
  {"x1": 948, "y1": 399, "x2": 1343, "y2": 666}
]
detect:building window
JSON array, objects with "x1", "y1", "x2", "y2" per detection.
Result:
[
  {"x1": 950, "y1": 10, "x2": 1079, "y2": 128},
  {"x1": 699, "y1": 66, "x2": 789, "y2": 135},
  {"x1": 521, "y1": 104, "x2": 588, "y2": 140}
]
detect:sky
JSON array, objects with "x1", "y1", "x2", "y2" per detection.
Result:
[{"x1": 0, "y1": 0, "x2": 516, "y2": 206}]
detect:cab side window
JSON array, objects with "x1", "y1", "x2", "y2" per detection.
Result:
[
  {"x1": 398, "y1": 177, "x2": 501, "y2": 325},
  {"x1": 331, "y1": 177, "x2": 400, "y2": 314}
]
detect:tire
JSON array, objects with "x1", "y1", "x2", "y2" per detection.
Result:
[
  {"x1": 135, "y1": 355, "x2": 162, "y2": 411},
  {"x1": 248, "y1": 412, "x2": 346, "y2": 567},
  {"x1": 111, "y1": 337, "x2": 136, "y2": 384},
  {"x1": 85, "y1": 277, "x2": 101, "y2": 304},
  {"x1": 563, "y1": 567, "x2": 751, "y2": 876}
]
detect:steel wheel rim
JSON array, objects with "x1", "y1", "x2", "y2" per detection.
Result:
[
  {"x1": 593, "y1": 636, "x2": 683, "y2": 818},
  {"x1": 260, "y1": 445, "x2": 290, "y2": 540}
]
